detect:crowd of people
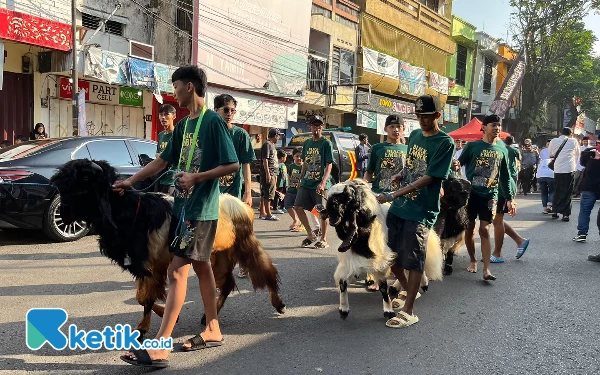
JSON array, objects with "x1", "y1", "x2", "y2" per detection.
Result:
[{"x1": 0, "y1": 123, "x2": 49, "y2": 148}]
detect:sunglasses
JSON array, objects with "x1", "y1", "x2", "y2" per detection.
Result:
[{"x1": 221, "y1": 107, "x2": 237, "y2": 115}]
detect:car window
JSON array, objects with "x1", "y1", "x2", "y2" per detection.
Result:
[
  {"x1": 337, "y1": 135, "x2": 357, "y2": 151},
  {"x1": 85, "y1": 140, "x2": 133, "y2": 166},
  {"x1": 73, "y1": 145, "x2": 91, "y2": 160},
  {"x1": 130, "y1": 140, "x2": 157, "y2": 166}
]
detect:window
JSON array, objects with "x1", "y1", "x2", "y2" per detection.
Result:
[
  {"x1": 483, "y1": 57, "x2": 493, "y2": 94},
  {"x1": 419, "y1": 0, "x2": 440, "y2": 12},
  {"x1": 455, "y1": 44, "x2": 467, "y2": 87},
  {"x1": 81, "y1": 13, "x2": 124, "y2": 36},
  {"x1": 312, "y1": 4, "x2": 332, "y2": 18},
  {"x1": 130, "y1": 140, "x2": 157, "y2": 166},
  {"x1": 337, "y1": 135, "x2": 357, "y2": 150},
  {"x1": 308, "y1": 55, "x2": 329, "y2": 94},
  {"x1": 332, "y1": 47, "x2": 355, "y2": 85},
  {"x1": 176, "y1": 0, "x2": 193, "y2": 33},
  {"x1": 85, "y1": 140, "x2": 133, "y2": 166},
  {"x1": 335, "y1": 14, "x2": 358, "y2": 29}
]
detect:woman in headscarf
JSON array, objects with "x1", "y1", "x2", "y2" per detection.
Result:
[{"x1": 33, "y1": 123, "x2": 48, "y2": 139}]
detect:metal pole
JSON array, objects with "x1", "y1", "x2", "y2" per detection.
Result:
[
  {"x1": 71, "y1": 0, "x2": 78, "y2": 136},
  {"x1": 466, "y1": 41, "x2": 478, "y2": 122},
  {"x1": 192, "y1": 0, "x2": 199, "y2": 64}
]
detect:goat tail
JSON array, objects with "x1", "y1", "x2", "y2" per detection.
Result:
[
  {"x1": 222, "y1": 194, "x2": 286, "y2": 314},
  {"x1": 424, "y1": 230, "x2": 443, "y2": 281}
]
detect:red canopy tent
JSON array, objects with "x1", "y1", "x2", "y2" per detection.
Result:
[{"x1": 448, "y1": 118, "x2": 511, "y2": 141}]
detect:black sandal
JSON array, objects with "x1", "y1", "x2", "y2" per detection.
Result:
[
  {"x1": 181, "y1": 334, "x2": 224, "y2": 352},
  {"x1": 120, "y1": 349, "x2": 169, "y2": 368}
]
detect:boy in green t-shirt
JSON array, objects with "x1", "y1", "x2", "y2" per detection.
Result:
[
  {"x1": 113, "y1": 66, "x2": 239, "y2": 366},
  {"x1": 375, "y1": 95, "x2": 455, "y2": 329},
  {"x1": 457, "y1": 114, "x2": 517, "y2": 282},
  {"x1": 294, "y1": 115, "x2": 334, "y2": 249},
  {"x1": 285, "y1": 148, "x2": 303, "y2": 231},
  {"x1": 155, "y1": 104, "x2": 177, "y2": 195},
  {"x1": 214, "y1": 94, "x2": 256, "y2": 206},
  {"x1": 273, "y1": 149, "x2": 288, "y2": 214},
  {"x1": 363, "y1": 114, "x2": 408, "y2": 292}
]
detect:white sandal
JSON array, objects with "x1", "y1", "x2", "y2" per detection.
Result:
[
  {"x1": 391, "y1": 291, "x2": 421, "y2": 309},
  {"x1": 386, "y1": 310, "x2": 419, "y2": 328}
]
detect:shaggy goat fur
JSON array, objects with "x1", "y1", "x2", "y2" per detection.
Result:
[
  {"x1": 324, "y1": 179, "x2": 443, "y2": 320},
  {"x1": 50, "y1": 159, "x2": 285, "y2": 339}
]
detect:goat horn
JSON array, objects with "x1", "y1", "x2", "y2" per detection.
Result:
[{"x1": 90, "y1": 161, "x2": 103, "y2": 172}]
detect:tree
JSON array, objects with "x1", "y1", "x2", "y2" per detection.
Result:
[{"x1": 509, "y1": 0, "x2": 600, "y2": 138}]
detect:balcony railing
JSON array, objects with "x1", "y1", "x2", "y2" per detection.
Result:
[
  {"x1": 377, "y1": 0, "x2": 451, "y2": 37},
  {"x1": 307, "y1": 55, "x2": 329, "y2": 94}
]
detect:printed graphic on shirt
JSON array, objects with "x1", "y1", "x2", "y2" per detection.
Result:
[
  {"x1": 176, "y1": 132, "x2": 202, "y2": 200},
  {"x1": 159, "y1": 140, "x2": 169, "y2": 153},
  {"x1": 289, "y1": 166, "x2": 302, "y2": 187},
  {"x1": 402, "y1": 144, "x2": 428, "y2": 200},
  {"x1": 473, "y1": 149, "x2": 502, "y2": 189},
  {"x1": 305, "y1": 148, "x2": 322, "y2": 181},
  {"x1": 379, "y1": 148, "x2": 406, "y2": 192},
  {"x1": 219, "y1": 173, "x2": 234, "y2": 187}
]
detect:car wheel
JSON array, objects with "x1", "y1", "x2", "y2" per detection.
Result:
[{"x1": 42, "y1": 195, "x2": 90, "y2": 242}]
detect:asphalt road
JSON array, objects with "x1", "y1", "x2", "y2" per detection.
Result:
[{"x1": 1, "y1": 194, "x2": 599, "y2": 375}]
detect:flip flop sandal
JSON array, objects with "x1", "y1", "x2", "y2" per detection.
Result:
[
  {"x1": 516, "y1": 239, "x2": 530, "y2": 259},
  {"x1": 120, "y1": 349, "x2": 169, "y2": 368},
  {"x1": 301, "y1": 238, "x2": 315, "y2": 248},
  {"x1": 314, "y1": 241, "x2": 329, "y2": 249},
  {"x1": 290, "y1": 226, "x2": 301, "y2": 232},
  {"x1": 386, "y1": 310, "x2": 419, "y2": 328},
  {"x1": 181, "y1": 334, "x2": 224, "y2": 352},
  {"x1": 392, "y1": 291, "x2": 421, "y2": 309},
  {"x1": 490, "y1": 255, "x2": 505, "y2": 263}
]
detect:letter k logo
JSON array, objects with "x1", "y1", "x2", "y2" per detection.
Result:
[{"x1": 26, "y1": 308, "x2": 68, "y2": 350}]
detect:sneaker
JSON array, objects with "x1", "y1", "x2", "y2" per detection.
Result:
[{"x1": 573, "y1": 234, "x2": 587, "y2": 243}]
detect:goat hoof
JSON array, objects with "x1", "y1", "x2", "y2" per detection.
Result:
[
  {"x1": 384, "y1": 311, "x2": 396, "y2": 319},
  {"x1": 339, "y1": 309, "x2": 349, "y2": 320},
  {"x1": 444, "y1": 264, "x2": 453, "y2": 275},
  {"x1": 200, "y1": 314, "x2": 206, "y2": 326},
  {"x1": 421, "y1": 285, "x2": 428, "y2": 293},
  {"x1": 277, "y1": 304, "x2": 286, "y2": 314}
]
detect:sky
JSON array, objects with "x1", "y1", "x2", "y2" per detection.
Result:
[{"x1": 451, "y1": 0, "x2": 600, "y2": 56}]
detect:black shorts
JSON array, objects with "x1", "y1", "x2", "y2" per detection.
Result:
[
  {"x1": 294, "y1": 186, "x2": 326, "y2": 212},
  {"x1": 467, "y1": 192, "x2": 496, "y2": 223},
  {"x1": 386, "y1": 212, "x2": 429, "y2": 273},
  {"x1": 169, "y1": 217, "x2": 217, "y2": 262},
  {"x1": 284, "y1": 192, "x2": 297, "y2": 209},
  {"x1": 496, "y1": 196, "x2": 510, "y2": 214},
  {"x1": 260, "y1": 174, "x2": 277, "y2": 200}
]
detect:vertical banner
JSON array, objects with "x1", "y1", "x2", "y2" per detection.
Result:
[
  {"x1": 489, "y1": 49, "x2": 527, "y2": 118},
  {"x1": 77, "y1": 90, "x2": 87, "y2": 136},
  {"x1": 398, "y1": 61, "x2": 426, "y2": 97}
]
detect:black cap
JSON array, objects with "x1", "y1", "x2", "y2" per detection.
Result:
[
  {"x1": 483, "y1": 114, "x2": 501, "y2": 125},
  {"x1": 308, "y1": 115, "x2": 324, "y2": 125},
  {"x1": 414, "y1": 95, "x2": 442, "y2": 115},
  {"x1": 385, "y1": 114, "x2": 404, "y2": 126},
  {"x1": 268, "y1": 128, "x2": 281, "y2": 138}
]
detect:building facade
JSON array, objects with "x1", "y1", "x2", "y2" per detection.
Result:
[{"x1": 351, "y1": 0, "x2": 456, "y2": 142}]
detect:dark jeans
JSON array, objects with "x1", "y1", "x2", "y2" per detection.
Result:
[
  {"x1": 577, "y1": 191, "x2": 598, "y2": 235},
  {"x1": 518, "y1": 166, "x2": 535, "y2": 194},
  {"x1": 538, "y1": 177, "x2": 555, "y2": 208},
  {"x1": 553, "y1": 172, "x2": 575, "y2": 216}
]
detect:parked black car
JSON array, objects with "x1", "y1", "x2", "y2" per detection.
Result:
[{"x1": 0, "y1": 136, "x2": 159, "y2": 242}]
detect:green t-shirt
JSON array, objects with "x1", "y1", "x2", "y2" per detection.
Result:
[
  {"x1": 160, "y1": 110, "x2": 239, "y2": 221},
  {"x1": 501, "y1": 141, "x2": 520, "y2": 199},
  {"x1": 300, "y1": 137, "x2": 335, "y2": 190},
  {"x1": 278, "y1": 163, "x2": 288, "y2": 188},
  {"x1": 367, "y1": 142, "x2": 408, "y2": 194},
  {"x1": 457, "y1": 139, "x2": 513, "y2": 200},
  {"x1": 287, "y1": 163, "x2": 303, "y2": 194},
  {"x1": 388, "y1": 129, "x2": 455, "y2": 228},
  {"x1": 219, "y1": 125, "x2": 256, "y2": 199},
  {"x1": 156, "y1": 130, "x2": 176, "y2": 186}
]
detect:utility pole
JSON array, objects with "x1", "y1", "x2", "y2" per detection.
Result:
[
  {"x1": 71, "y1": 0, "x2": 78, "y2": 136},
  {"x1": 466, "y1": 41, "x2": 479, "y2": 122}
]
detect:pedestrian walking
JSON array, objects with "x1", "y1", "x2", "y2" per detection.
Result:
[
  {"x1": 154, "y1": 104, "x2": 177, "y2": 195},
  {"x1": 375, "y1": 95, "x2": 455, "y2": 328},
  {"x1": 294, "y1": 115, "x2": 334, "y2": 249},
  {"x1": 573, "y1": 146, "x2": 600, "y2": 244},
  {"x1": 573, "y1": 136, "x2": 590, "y2": 197},
  {"x1": 259, "y1": 128, "x2": 281, "y2": 221},
  {"x1": 537, "y1": 139, "x2": 555, "y2": 214},
  {"x1": 355, "y1": 134, "x2": 370, "y2": 178},
  {"x1": 285, "y1": 148, "x2": 304, "y2": 232},
  {"x1": 457, "y1": 114, "x2": 516, "y2": 281},
  {"x1": 517, "y1": 139, "x2": 539, "y2": 195},
  {"x1": 548, "y1": 127, "x2": 580, "y2": 221},
  {"x1": 114, "y1": 65, "x2": 239, "y2": 366}
]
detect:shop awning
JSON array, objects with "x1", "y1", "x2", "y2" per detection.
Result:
[{"x1": 448, "y1": 118, "x2": 510, "y2": 141}]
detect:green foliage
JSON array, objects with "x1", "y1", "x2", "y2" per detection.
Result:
[{"x1": 509, "y1": 0, "x2": 600, "y2": 135}]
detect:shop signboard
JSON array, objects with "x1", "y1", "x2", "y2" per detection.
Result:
[
  {"x1": 59, "y1": 77, "x2": 119, "y2": 105},
  {"x1": 119, "y1": 87, "x2": 143, "y2": 107}
]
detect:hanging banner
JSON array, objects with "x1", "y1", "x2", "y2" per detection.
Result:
[
  {"x1": 429, "y1": 72, "x2": 449, "y2": 95},
  {"x1": 356, "y1": 110, "x2": 377, "y2": 129},
  {"x1": 77, "y1": 90, "x2": 87, "y2": 136},
  {"x1": 443, "y1": 104, "x2": 459, "y2": 123},
  {"x1": 84, "y1": 47, "x2": 128, "y2": 85},
  {"x1": 0, "y1": 9, "x2": 72, "y2": 51},
  {"x1": 489, "y1": 48, "x2": 527, "y2": 118},
  {"x1": 128, "y1": 57, "x2": 156, "y2": 90},
  {"x1": 154, "y1": 64, "x2": 176, "y2": 95},
  {"x1": 362, "y1": 47, "x2": 399, "y2": 79},
  {"x1": 398, "y1": 61, "x2": 426, "y2": 97}
]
